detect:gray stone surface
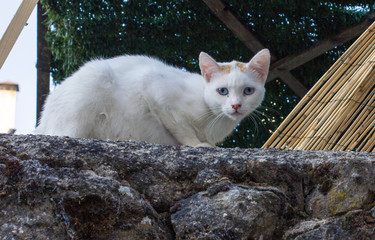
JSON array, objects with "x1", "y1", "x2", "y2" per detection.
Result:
[
  {"x1": 284, "y1": 210, "x2": 375, "y2": 240},
  {"x1": 0, "y1": 134, "x2": 374, "y2": 239},
  {"x1": 171, "y1": 181, "x2": 288, "y2": 239}
]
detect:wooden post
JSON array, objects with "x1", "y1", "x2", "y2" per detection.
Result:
[{"x1": 36, "y1": 2, "x2": 51, "y2": 125}]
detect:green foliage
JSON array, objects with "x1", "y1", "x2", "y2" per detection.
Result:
[{"x1": 39, "y1": 0, "x2": 374, "y2": 148}]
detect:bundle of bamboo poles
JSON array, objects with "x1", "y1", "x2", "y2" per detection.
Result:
[{"x1": 263, "y1": 21, "x2": 375, "y2": 152}]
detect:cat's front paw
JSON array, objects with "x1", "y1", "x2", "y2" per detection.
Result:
[{"x1": 195, "y1": 142, "x2": 214, "y2": 148}]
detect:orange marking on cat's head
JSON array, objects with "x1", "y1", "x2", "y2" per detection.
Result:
[
  {"x1": 235, "y1": 62, "x2": 247, "y2": 73},
  {"x1": 219, "y1": 64, "x2": 232, "y2": 73}
]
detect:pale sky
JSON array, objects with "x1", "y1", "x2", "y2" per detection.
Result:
[{"x1": 0, "y1": 0, "x2": 38, "y2": 134}]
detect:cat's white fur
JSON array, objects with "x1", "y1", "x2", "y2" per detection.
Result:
[{"x1": 35, "y1": 49, "x2": 270, "y2": 147}]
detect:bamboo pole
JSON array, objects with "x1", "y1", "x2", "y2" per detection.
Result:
[
  {"x1": 357, "y1": 115, "x2": 375, "y2": 152},
  {"x1": 315, "y1": 73, "x2": 374, "y2": 150},
  {"x1": 333, "y1": 90, "x2": 375, "y2": 150},
  {"x1": 315, "y1": 61, "x2": 374, "y2": 146},
  {"x1": 263, "y1": 21, "x2": 375, "y2": 151},
  {"x1": 347, "y1": 108, "x2": 375, "y2": 150},
  {"x1": 307, "y1": 46, "x2": 375, "y2": 150},
  {"x1": 291, "y1": 39, "x2": 374, "y2": 149},
  {"x1": 263, "y1": 22, "x2": 375, "y2": 149},
  {"x1": 334, "y1": 83, "x2": 375, "y2": 150},
  {"x1": 306, "y1": 67, "x2": 374, "y2": 150}
]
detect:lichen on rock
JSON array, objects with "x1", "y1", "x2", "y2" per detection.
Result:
[{"x1": 0, "y1": 134, "x2": 374, "y2": 239}]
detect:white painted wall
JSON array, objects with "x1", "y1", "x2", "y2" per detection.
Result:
[{"x1": 0, "y1": 86, "x2": 17, "y2": 133}]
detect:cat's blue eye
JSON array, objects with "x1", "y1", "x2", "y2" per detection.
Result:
[
  {"x1": 244, "y1": 87, "x2": 255, "y2": 95},
  {"x1": 217, "y1": 88, "x2": 229, "y2": 96}
]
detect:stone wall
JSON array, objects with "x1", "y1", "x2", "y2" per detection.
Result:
[{"x1": 0, "y1": 134, "x2": 374, "y2": 239}]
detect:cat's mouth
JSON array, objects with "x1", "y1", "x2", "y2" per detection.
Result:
[
  {"x1": 227, "y1": 111, "x2": 243, "y2": 120},
  {"x1": 222, "y1": 108, "x2": 246, "y2": 120},
  {"x1": 231, "y1": 112, "x2": 242, "y2": 116}
]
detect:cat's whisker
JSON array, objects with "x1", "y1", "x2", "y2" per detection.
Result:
[
  {"x1": 207, "y1": 112, "x2": 225, "y2": 132},
  {"x1": 206, "y1": 114, "x2": 219, "y2": 130},
  {"x1": 195, "y1": 106, "x2": 223, "y2": 123},
  {"x1": 252, "y1": 109, "x2": 276, "y2": 124},
  {"x1": 251, "y1": 114, "x2": 261, "y2": 135},
  {"x1": 247, "y1": 114, "x2": 259, "y2": 136},
  {"x1": 196, "y1": 110, "x2": 216, "y2": 121},
  {"x1": 257, "y1": 106, "x2": 282, "y2": 117},
  {"x1": 252, "y1": 110, "x2": 266, "y2": 121},
  {"x1": 253, "y1": 109, "x2": 269, "y2": 119},
  {"x1": 242, "y1": 110, "x2": 268, "y2": 137}
]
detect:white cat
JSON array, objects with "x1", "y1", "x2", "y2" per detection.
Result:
[{"x1": 35, "y1": 49, "x2": 270, "y2": 147}]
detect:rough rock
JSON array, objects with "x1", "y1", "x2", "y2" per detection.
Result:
[
  {"x1": 0, "y1": 134, "x2": 374, "y2": 239},
  {"x1": 171, "y1": 181, "x2": 288, "y2": 239},
  {"x1": 283, "y1": 210, "x2": 375, "y2": 240},
  {"x1": 306, "y1": 160, "x2": 375, "y2": 217}
]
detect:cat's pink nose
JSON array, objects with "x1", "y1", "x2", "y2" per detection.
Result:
[{"x1": 231, "y1": 104, "x2": 242, "y2": 110}]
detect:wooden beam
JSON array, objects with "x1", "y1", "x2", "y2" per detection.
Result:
[
  {"x1": 0, "y1": 0, "x2": 38, "y2": 69},
  {"x1": 267, "y1": 15, "x2": 375, "y2": 81},
  {"x1": 202, "y1": 0, "x2": 308, "y2": 97},
  {"x1": 202, "y1": 0, "x2": 274, "y2": 60},
  {"x1": 278, "y1": 72, "x2": 308, "y2": 97}
]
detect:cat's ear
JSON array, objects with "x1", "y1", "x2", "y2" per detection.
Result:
[
  {"x1": 199, "y1": 52, "x2": 220, "y2": 82},
  {"x1": 248, "y1": 49, "x2": 271, "y2": 84}
]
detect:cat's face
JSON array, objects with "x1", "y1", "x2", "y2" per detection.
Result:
[{"x1": 199, "y1": 49, "x2": 270, "y2": 121}]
